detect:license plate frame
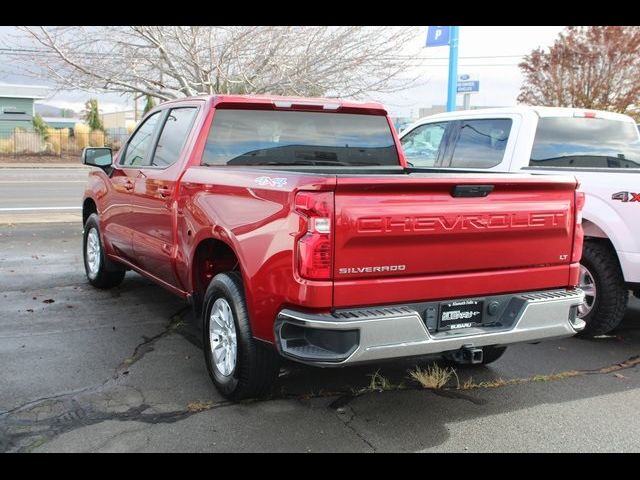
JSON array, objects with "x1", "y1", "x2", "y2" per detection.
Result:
[{"x1": 438, "y1": 299, "x2": 484, "y2": 331}]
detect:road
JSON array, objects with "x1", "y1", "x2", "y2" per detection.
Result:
[
  {"x1": 0, "y1": 167, "x2": 87, "y2": 224},
  {"x1": 1, "y1": 222, "x2": 639, "y2": 452}
]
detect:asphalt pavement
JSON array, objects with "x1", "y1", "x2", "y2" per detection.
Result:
[
  {"x1": 0, "y1": 167, "x2": 87, "y2": 224},
  {"x1": 1, "y1": 221, "x2": 639, "y2": 452}
]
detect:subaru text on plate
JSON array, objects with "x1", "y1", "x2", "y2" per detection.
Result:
[{"x1": 81, "y1": 95, "x2": 585, "y2": 400}]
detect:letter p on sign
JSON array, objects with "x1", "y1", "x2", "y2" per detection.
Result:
[{"x1": 426, "y1": 26, "x2": 451, "y2": 47}]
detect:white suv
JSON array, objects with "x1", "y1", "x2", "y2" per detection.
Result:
[{"x1": 399, "y1": 106, "x2": 640, "y2": 336}]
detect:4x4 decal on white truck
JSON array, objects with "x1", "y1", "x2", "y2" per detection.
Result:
[{"x1": 612, "y1": 191, "x2": 640, "y2": 202}]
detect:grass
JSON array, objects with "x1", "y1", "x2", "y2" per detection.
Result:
[
  {"x1": 409, "y1": 364, "x2": 455, "y2": 390},
  {"x1": 353, "y1": 354, "x2": 640, "y2": 398},
  {"x1": 353, "y1": 370, "x2": 404, "y2": 395},
  {"x1": 458, "y1": 370, "x2": 582, "y2": 390},
  {"x1": 186, "y1": 401, "x2": 216, "y2": 412}
]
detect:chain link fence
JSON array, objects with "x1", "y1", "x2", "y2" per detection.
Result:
[{"x1": 0, "y1": 128, "x2": 128, "y2": 162}]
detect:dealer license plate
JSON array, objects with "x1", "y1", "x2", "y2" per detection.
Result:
[{"x1": 438, "y1": 300, "x2": 484, "y2": 331}]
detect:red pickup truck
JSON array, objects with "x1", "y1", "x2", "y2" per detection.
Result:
[{"x1": 81, "y1": 95, "x2": 586, "y2": 400}]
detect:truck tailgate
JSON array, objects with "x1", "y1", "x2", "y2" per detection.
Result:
[{"x1": 333, "y1": 174, "x2": 578, "y2": 307}]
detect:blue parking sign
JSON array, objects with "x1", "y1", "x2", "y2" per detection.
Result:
[{"x1": 426, "y1": 26, "x2": 450, "y2": 47}]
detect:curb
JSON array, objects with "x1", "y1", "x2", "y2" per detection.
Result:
[{"x1": 0, "y1": 164, "x2": 88, "y2": 169}]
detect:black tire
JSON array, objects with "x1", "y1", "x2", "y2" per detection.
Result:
[
  {"x1": 578, "y1": 240, "x2": 628, "y2": 337},
  {"x1": 443, "y1": 345, "x2": 507, "y2": 366},
  {"x1": 202, "y1": 272, "x2": 280, "y2": 401},
  {"x1": 83, "y1": 213, "x2": 125, "y2": 289}
]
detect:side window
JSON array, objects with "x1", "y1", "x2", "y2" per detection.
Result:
[
  {"x1": 450, "y1": 118, "x2": 512, "y2": 168},
  {"x1": 400, "y1": 122, "x2": 447, "y2": 167},
  {"x1": 120, "y1": 112, "x2": 161, "y2": 167},
  {"x1": 151, "y1": 107, "x2": 198, "y2": 167}
]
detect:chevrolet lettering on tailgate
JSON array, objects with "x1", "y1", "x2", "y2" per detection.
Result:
[{"x1": 357, "y1": 212, "x2": 567, "y2": 233}]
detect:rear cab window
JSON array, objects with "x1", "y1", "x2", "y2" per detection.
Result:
[
  {"x1": 201, "y1": 109, "x2": 399, "y2": 167},
  {"x1": 449, "y1": 118, "x2": 512, "y2": 168},
  {"x1": 400, "y1": 122, "x2": 447, "y2": 167},
  {"x1": 530, "y1": 117, "x2": 640, "y2": 169}
]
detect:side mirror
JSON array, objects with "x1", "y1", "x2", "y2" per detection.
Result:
[{"x1": 82, "y1": 147, "x2": 113, "y2": 172}]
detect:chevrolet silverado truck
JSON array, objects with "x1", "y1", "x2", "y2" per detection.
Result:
[
  {"x1": 81, "y1": 95, "x2": 585, "y2": 400},
  {"x1": 400, "y1": 106, "x2": 639, "y2": 336}
]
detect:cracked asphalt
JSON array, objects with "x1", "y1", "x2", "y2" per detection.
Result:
[{"x1": 1, "y1": 222, "x2": 639, "y2": 452}]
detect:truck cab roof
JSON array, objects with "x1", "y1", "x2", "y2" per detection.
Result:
[
  {"x1": 158, "y1": 94, "x2": 388, "y2": 115},
  {"x1": 416, "y1": 105, "x2": 636, "y2": 124}
]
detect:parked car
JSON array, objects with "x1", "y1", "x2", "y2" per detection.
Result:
[
  {"x1": 399, "y1": 106, "x2": 640, "y2": 336},
  {"x1": 81, "y1": 96, "x2": 585, "y2": 400}
]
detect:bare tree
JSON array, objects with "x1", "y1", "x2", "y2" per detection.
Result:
[
  {"x1": 518, "y1": 26, "x2": 640, "y2": 119},
  {"x1": 9, "y1": 26, "x2": 421, "y2": 101}
]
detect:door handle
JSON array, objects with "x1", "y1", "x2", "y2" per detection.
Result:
[
  {"x1": 452, "y1": 185, "x2": 494, "y2": 198},
  {"x1": 124, "y1": 180, "x2": 134, "y2": 191},
  {"x1": 158, "y1": 186, "x2": 172, "y2": 198}
]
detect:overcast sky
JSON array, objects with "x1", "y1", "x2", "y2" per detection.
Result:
[{"x1": 0, "y1": 26, "x2": 564, "y2": 117}]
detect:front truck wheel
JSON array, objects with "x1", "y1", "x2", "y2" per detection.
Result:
[
  {"x1": 202, "y1": 272, "x2": 280, "y2": 401},
  {"x1": 83, "y1": 213, "x2": 125, "y2": 289},
  {"x1": 578, "y1": 240, "x2": 629, "y2": 337}
]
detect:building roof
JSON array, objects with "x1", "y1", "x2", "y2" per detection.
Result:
[
  {"x1": 0, "y1": 84, "x2": 51, "y2": 100},
  {"x1": 42, "y1": 116, "x2": 80, "y2": 125}
]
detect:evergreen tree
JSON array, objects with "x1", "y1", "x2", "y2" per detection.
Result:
[
  {"x1": 32, "y1": 113, "x2": 49, "y2": 140},
  {"x1": 83, "y1": 99, "x2": 104, "y2": 131},
  {"x1": 143, "y1": 95, "x2": 156, "y2": 115}
]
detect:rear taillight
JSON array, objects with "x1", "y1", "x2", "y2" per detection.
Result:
[
  {"x1": 295, "y1": 191, "x2": 333, "y2": 280},
  {"x1": 571, "y1": 189, "x2": 585, "y2": 263}
]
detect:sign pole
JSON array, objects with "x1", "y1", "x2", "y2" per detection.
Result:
[
  {"x1": 446, "y1": 26, "x2": 459, "y2": 112},
  {"x1": 463, "y1": 93, "x2": 470, "y2": 110}
]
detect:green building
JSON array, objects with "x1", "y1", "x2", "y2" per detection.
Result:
[{"x1": 0, "y1": 84, "x2": 50, "y2": 138}]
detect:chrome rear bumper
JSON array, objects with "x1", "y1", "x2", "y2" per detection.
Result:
[{"x1": 274, "y1": 289, "x2": 585, "y2": 366}]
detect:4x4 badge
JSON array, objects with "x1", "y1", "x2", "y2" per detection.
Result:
[{"x1": 612, "y1": 191, "x2": 640, "y2": 202}]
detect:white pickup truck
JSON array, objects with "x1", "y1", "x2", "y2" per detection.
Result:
[{"x1": 399, "y1": 106, "x2": 640, "y2": 336}]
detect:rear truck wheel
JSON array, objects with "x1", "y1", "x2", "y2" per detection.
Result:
[
  {"x1": 577, "y1": 240, "x2": 629, "y2": 337},
  {"x1": 83, "y1": 213, "x2": 125, "y2": 289},
  {"x1": 202, "y1": 272, "x2": 280, "y2": 401},
  {"x1": 443, "y1": 345, "x2": 507, "y2": 366}
]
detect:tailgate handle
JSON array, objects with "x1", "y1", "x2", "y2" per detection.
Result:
[{"x1": 452, "y1": 185, "x2": 494, "y2": 198}]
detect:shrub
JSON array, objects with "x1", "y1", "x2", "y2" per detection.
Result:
[
  {"x1": 45, "y1": 128, "x2": 70, "y2": 155},
  {"x1": 0, "y1": 137, "x2": 15, "y2": 154},
  {"x1": 74, "y1": 123, "x2": 91, "y2": 149},
  {"x1": 14, "y1": 131, "x2": 45, "y2": 153},
  {"x1": 89, "y1": 129, "x2": 105, "y2": 147},
  {"x1": 125, "y1": 120, "x2": 137, "y2": 135}
]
